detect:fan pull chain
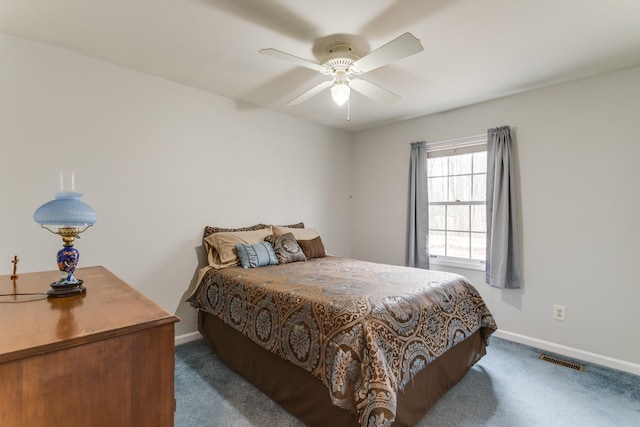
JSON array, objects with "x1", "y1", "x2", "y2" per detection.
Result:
[{"x1": 347, "y1": 97, "x2": 351, "y2": 122}]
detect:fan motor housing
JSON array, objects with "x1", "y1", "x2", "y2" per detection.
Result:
[{"x1": 313, "y1": 34, "x2": 368, "y2": 65}]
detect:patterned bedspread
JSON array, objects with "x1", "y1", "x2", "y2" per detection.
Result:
[{"x1": 188, "y1": 257, "x2": 496, "y2": 427}]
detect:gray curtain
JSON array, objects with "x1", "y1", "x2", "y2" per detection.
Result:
[
  {"x1": 407, "y1": 141, "x2": 429, "y2": 269},
  {"x1": 486, "y1": 126, "x2": 521, "y2": 288}
]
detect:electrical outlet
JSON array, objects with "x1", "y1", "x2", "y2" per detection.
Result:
[{"x1": 553, "y1": 305, "x2": 566, "y2": 321}]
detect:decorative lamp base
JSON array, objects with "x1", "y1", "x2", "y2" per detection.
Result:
[{"x1": 47, "y1": 280, "x2": 86, "y2": 298}]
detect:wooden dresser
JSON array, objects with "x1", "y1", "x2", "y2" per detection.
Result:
[{"x1": 0, "y1": 266, "x2": 180, "y2": 427}]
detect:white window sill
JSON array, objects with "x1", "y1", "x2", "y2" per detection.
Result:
[{"x1": 430, "y1": 257, "x2": 486, "y2": 271}]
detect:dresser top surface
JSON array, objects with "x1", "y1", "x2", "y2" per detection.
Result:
[{"x1": 0, "y1": 266, "x2": 179, "y2": 362}]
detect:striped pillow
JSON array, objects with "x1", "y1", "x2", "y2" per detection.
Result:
[{"x1": 235, "y1": 242, "x2": 279, "y2": 268}]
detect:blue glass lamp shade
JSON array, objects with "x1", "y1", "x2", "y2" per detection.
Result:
[
  {"x1": 33, "y1": 191, "x2": 97, "y2": 227},
  {"x1": 34, "y1": 192, "x2": 97, "y2": 293}
]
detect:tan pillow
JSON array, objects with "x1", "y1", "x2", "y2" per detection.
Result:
[
  {"x1": 204, "y1": 227, "x2": 273, "y2": 269},
  {"x1": 203, "y1": 224, "x2": 270, "y2": 266},
  {"x1": 272, "y1": 225, "x2": 320, "y2": 240},
  {"x1": 298, "y1": 236, "x2": 326, "y2": 259}
]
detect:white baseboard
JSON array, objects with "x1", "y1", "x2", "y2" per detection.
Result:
[
  {"x1": 494, "y1": 330, "x2": 640, "y2": 376},
  {"x1": 175, "y1": 331, "x2": 202, "y2": 346}
]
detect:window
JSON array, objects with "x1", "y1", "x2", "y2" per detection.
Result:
[{"x1": 427, "y1": 136, "x2": 487, "y2": 270}]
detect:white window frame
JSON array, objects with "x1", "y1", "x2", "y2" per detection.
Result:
[{"x1": 426, "y1": 134, "x2": 487, "y2": 272}]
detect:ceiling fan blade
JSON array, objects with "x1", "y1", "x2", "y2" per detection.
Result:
[
  {"x1": 351, "y1": 32, "x2": 424, "y2": 73},
  {"x1": 349, "y1": 78, "x2": 400, "y2": 105},
  {"x1": 259, "y1": 48, "x2": 326, "y2": 72},
  {"x1": 206, "y1": 0, "x2": 319, "y2": 42},
  {"x1": 287, "y1": 80, "x2": 333, "y2": 106}
]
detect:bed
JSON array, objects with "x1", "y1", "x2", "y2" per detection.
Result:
[{"x1": 187, "y1": 224, "x2": 497, "y2": 427}]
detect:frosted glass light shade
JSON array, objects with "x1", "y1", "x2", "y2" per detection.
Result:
[
  {"x1": 33, "y1": 192, "x2": 97, "y2": 226},
  {"x1": 331, "y1": 83, "x2": 350, "y2": 106}
]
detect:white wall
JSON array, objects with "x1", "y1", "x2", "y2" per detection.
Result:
[
  {"x1": 3, "y1": 31, "x2": 638, "y2": 371},
  {"x1": 0, "y1": 33, "x2": 353, "y2": 335},
  {"x1": 351, "y1": 66, "x2": 640, "y2": 368}
]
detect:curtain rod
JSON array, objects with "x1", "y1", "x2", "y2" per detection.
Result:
[{"x1": 425, "y1": 133, "x2": 486, "y2": 148}]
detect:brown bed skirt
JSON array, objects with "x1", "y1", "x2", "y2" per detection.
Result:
[{"x1": 198, "y1": 310, "x2": 489, "y2": 427}]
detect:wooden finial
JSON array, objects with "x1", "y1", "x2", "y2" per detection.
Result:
[{"x1": 11, "y1": 255, "x2": 19, "y2": 280}]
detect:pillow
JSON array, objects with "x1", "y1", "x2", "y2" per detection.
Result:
[
  {"x1": 272, "y1": 225, "x2": 320, "y2": 240},
  {"x1": 267, "y1": 233, "x2": 307, "y2": 264},
  {"x1": 204, "y1": 224, "x2": 268, "y2": 239},
  {"x1": 297, "y1": 236, "x2": 326, "y2": 259},
  {"x1": 259, "y1": 222, "x2": 305, "y2": 230},
  {"x1": 236, "y1": 242, "x2": 278, "y2": 268},
  {"x1": 203, "y1": 224, "x2": 270, "y2": 267},
  {"x1": 204, "y1": 227, "x2": 273, "y2": 269}
]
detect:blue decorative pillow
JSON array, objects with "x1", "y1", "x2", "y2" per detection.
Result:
[{"x1": 235, "y1": 242, "x2": 279, "y2": 268}]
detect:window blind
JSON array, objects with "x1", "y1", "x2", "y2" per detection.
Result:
[{"x1": 426, "y1": 134, "x2": 486, "y2": 158}]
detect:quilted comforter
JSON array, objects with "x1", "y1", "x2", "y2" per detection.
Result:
[{"x1": 188, "y1": 257, "x2": 496, "y2": 426}]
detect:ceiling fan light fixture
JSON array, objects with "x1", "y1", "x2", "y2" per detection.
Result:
[
  {"x1": 260, "y1": 32, "x2": 424, "y2": 109},
  {"x1": 331, "y1": 82, "x2": 350, "y2": 106}
]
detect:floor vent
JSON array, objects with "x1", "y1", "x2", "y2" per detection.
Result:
[{"x1": 538, "y1": 354, "x2": 585, "y2": 371}]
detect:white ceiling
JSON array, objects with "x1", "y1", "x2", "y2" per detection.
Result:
[{"x1": 2, "y1": 0, "x2": 640, "y2": 132}]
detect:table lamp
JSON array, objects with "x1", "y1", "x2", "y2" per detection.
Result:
[{"x1": 33, "y1": 171, "x2": 97, "y2": 297}]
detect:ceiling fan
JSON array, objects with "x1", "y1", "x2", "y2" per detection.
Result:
[{"x1": 259, "y1": 32, "x2": 424, "y2": 107}]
